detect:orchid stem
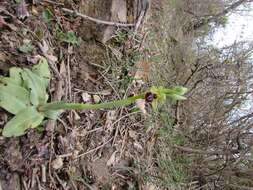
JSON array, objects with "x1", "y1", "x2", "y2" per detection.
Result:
[{"x1": 39, "y1": 94, "x2": 145, "y2": 112}]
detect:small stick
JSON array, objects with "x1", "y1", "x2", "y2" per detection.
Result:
[
  {"x1": 134, "y1": 10, "x2": 145, "y2": 34},
  {"x1": 76, "y1": 137, "x2": 113, "y2": 158},
  {"x1": 31, "y1": 168, "x2": 37, "y2": 188},
  {"x1": 22, "y1": 178, "x2": 29, "y2": 190},
  {"x1": 36, "y1": 176, "x2": 42, "y2": 190},
  {"x1": 54, "y1": 172, "x2": 68, "y2": 190},
  {"x1": 42, "y1": 0, "x2": 64, "y2": 5},
  {"x1": 62, "y1": 8, "x2": 134, "y2": 27},
  {"x1": 41, "y1": 164, "x2": 47, "y2": 183}
]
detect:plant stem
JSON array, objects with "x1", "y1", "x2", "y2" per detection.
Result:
[{"x1": 39, "y1": 94, "x2": 145, "y2": 112}]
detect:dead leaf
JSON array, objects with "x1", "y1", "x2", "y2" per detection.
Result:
[
  {"x1": 27, "y1": 55, "x2": 42, "y2": 64},
  {"x1": 135, "y1": 99, "x2": 147, "y2": 115},
  {"x1": 16, "y1": 0, "x2": 29, "y2": 20},
  {"x1": 104, "y1": 110, "x2": 117, "y2": 133},
  {"x1": 0, "y1": 52, "x2": 7, "y2": 62},
  {"x1": 38, "y1": 40, "x2": 58, "y2": 63},
  {"x1": 128, "y1": 130, "x2": 138, "y2": 140},
  {"x1": 37, "y1": 41, "x2": 53, "y2": 63},
  {"x1": 38, "y1": 40, "x2": 60, "y2": 77},
  {"x1": 143, "y1": 183, "x2": 157, "y2": 190},
  {"x1": 31, "y1": 5, "x2": 38, "y2": 15},
  {"x1": 95, "y1": 89, "x2": 112, "y2": 96},
  {"x1": 93, "y1": 95, "x2": 101, "y2": 103},
  {"x1": 82, "y1": 92, "x2": 91, "y2": 103},
  {"x1": 134, "y1": 142, "x2": 143, "y2": 153},
  {"x1": 133, "y1": 61, "x2": 150, "y2": 84},
  {"x1": 52, "y1": 157, "x2": 63, "y2": 170},
  {"x1": 91, "y1": 158, "x2": 110, "y2": 184},
  {"x1": 106, "y1": 151, "x2": 118, "y2": 167},
  {"x1": 73, "y1": 110, "x2": 81, "y2": 120}
]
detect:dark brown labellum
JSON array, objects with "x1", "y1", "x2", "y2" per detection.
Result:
[{"x1": 145, "y1": 92, "x2": 157, "y2": 103}]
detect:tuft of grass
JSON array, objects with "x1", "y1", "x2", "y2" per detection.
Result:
[{"x1": 149, "y1": 111, "x2": 190, "y2": 189}]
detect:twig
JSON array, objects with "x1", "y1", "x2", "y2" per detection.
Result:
[
  {"x1": 76, "y1": 137, "x2": 113, "y2": 158},
  {"x1": 67, "y1": 45, "x2": 74, "y2": 124},
  {"x1": 112, "y1": 111, "x2": 141, "y2": 144},
  {"x1": 58, "y1": 153, "x2": 73, "y2": 158},
  {"x1": 42, "y1": 0, "x2": 64, "y2": 5},
  {"x1": 36, "y1": 176, "x2": 42, "y2": 190},
  {"x1": 54, "y1": 172, "x2": 68, "y2": 190},
  {"x1": 22, "y1": 178, "x2": 29, "y2": 190},
  {"x1": 112, "y1": 109, "x2": 123, "y2": 145},
  {"x1": 119, "y1": 128, "x2": 128, "y2": 158},
  {"x1": 62, "y1": 8, "x2": 134, "y2": 27},
  {"x1": 134, "y1": 10, "x2": 145, "y2": 34},
  {"x1": 41, "y1": 164, "x2": 46, "y2": 183},
  {"x1": 97, "y1": 70, "x2": 121, "y2": 100},
  {"x1": 31, "y1": 168, "x2": 37, "y2": 188},
  {"x1": 67, "y1": 172, "x2": 78, "y2": 190}
]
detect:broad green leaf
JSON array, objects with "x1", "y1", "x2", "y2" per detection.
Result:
[
  {"x1": 21, "y1": 69, "x2": 48, "y2": 105},
  {"x1": 2, "y1": 106, "x2": 44, "y2": 137},
  {"x1": 32, "y1": 58, "x2": 51, "y2": 87},
  {"x1": 0, "y1": 76, "x2": 18, "y2": 85},
  {"x1": 44, "y1": 109, "x2": 61, "y2": 120},
  {"x1": 0, "y1": 82, "x2": 30, "y2": 114},
  {"x1": 9, "y1": 67, "x2": 23, "y2": 85}
]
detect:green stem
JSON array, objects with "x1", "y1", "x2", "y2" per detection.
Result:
[{"x1": 39, "y1": 94, "x2": 145, "y2": 112}]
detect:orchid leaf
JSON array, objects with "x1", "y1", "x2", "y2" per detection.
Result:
[
  {"x1": 44, "y1": 109, "x2": 61, "y2": 120},
  {"x1": 9, "y1": 67, "x2": 23, "y2": 85},
  {"x1": 0, "y1": 82, "x2": 30, "y2": 114},
  {"x1": 21, "y1": 69, "x2": 48, "y2": 105},
  {"x1": 2, "y1": 106, "x2": 44, "y2": 137},
  {"x1": 32, "y1": 57, "x2": 51, "y2": 87}
]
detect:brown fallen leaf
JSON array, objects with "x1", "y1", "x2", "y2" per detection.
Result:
[
  {"x1": 104, "y1": 110, "x2": 117, "y2": 133},
  {"x1": 143, "y1": 183, "x2": 157, "y2": 190},
  {"x1": 135, "y1": 99, "x2": 147, "y2": 115},
  {"x1": 134, "y1": 61, "x2": 150, "y2": 83},
  {"x1": 93, "y1": 94, "x2": 101, "y2": 103},
  {"x1": 81, "y1": 92, "x2": 92, "y2": 103},
  {"x1": 106, "y1": 151, "x2": 119, "y2": 167},
  {"x1": 52, "y1": 157, "x2": 63, "y2": 170},
  {"x1": 38, "y1": 40, "x2": 60, "y2": 77}
]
